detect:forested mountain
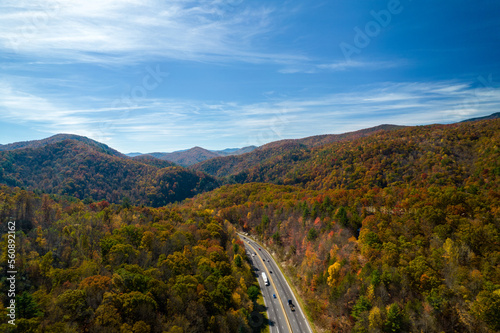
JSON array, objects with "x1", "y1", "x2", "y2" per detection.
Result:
[
  {"x1": 149, "y1": 147, "x2": 222, "y2": 166},
  {"x1": 194, "y1": 121, "x2": 498, "y2": 191},
  {"x1": 214, "y1": 146, "x2": 257, "y2": 156},
  {"x1": 0, "y1": 186, "x2": 259, "y2": 332},
  {"x1": 0, "y1": 134, "x2": 125, "y2": 158},
  {"x1": 461, "y1": 111, "x2": 500, "y2": 122},
  {"x1": 0, "y1": 139, "x2": 219, "y2": 207},
  {"x1": 135, "y1": 146, "x2": 257, "y2": 166},
  {"x1": 191, "y1": 124, "x2": 404, "y2": 178},
  {"x1": 259, "y1": 124, "x2": 404, "y2": 150},
  {"x1": 0, "y1": 118, "x2": 499, "y2": 332},
  {"x1": 182, "y1": 119, "x2": 500, "y2": 332},
  {"x1": 130, "y1": 154, "x2": 177, "y2": 168},
  {"x1": 185, "y1": 177, "x2": 499, "y2": 332}
]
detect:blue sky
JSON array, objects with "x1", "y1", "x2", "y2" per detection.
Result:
[{"x1": 1, "y1": 0, "x2": 499, "y2": 153}]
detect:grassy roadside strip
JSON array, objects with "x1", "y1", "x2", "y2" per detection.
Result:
[{"x1": 256, "y1": 292, "x2": 270, "y2": 333}]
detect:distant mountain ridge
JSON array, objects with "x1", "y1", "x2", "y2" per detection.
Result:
[
  {"x1": 192, "y1": 119, "x2": 499, "y2": 190},
  {"x1": 258, "y1": 124, "x2": 404, "y2": 150},
  {"x1": 191, "y1": 124, "x2": 405, "y2": 178},
  {"x1": 214, "y1": 146, "x2": 257, "y2": 156},
  {"x1": 190, "y1": 114, "x2": 499, "y2": 179},
  {"x1": 461, "y1": 111, "x2": 500, "y2": 122},
  {"x1": 1, "y1": 113, "x2": 497, "y2": 206},
  {"x1": 130, "y1": 145, "x2": 257, "y2": 166},
  {"x1": 126, "y1": 125, "x2": 402, "y2": 168},
  {"x1": 147, "y1": 147, "x2": 221, "y2": 166}
]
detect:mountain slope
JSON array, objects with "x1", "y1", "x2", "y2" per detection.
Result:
[
  {"x1": 0, "y1": 185, "x2": 257, "y2": 333},
  {"x1": 192, "y1": 124, "x2": 404, "y2": 178},
  {"x1": 214, "y1": 145, "x2": 257, "y2": 156},
  {"x1": 149, "y1": 146, "x2": 221, "y2": 166},
  {"x1": 130, "y1": 154, "x2": 176, "y2": 168},
  {"x1": 461, "y1": 111, "x2": 500, "y2": 122},
  {"x1": 183, "y1": 119, "x2": 500, "y2": 332},
  {"x1": 193, "y1": 120, "x2": 499, "y2": 190},
  {"x1": 0, "y1": 133, "x2": 125, "y2": 157},
  {"x1": 259, "y1": 124, "x2": 404, "y2": 150},
  {"x1": 135, "y1": 145, "x2": 258, "y2": 166},
  {"x1": 0, "y1": 139, "x2": 218, "y2": 206}
]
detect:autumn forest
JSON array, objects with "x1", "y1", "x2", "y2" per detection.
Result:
[{"x1": 0, "y1": 118, "x2": 499, "y2": 332}]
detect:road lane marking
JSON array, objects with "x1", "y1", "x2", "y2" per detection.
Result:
[
  {"x1": 240, "y1": 233, "x2": 314, "y2": 333},
  {"x1": 241, "y1": 236, "x2": 294, "y2": 333}
]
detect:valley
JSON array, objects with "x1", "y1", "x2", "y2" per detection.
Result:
[{"x1": 0, "y1": 117, "x2": 499, "y2": 332}]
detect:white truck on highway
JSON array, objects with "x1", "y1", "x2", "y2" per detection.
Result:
[{"x1": 262, "y1": 272, "x2": 269, "y2": 286}]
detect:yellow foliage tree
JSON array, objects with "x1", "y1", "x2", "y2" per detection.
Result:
[
  {"x1": 369, "y1": 306, "x2": 384, "y2": 330},
  {"x1": 327, "y1": 262, "x2": 341, "y2": 287}
]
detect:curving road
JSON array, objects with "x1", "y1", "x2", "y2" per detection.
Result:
[{"x1": 238, "y1": 233, "x2": 313, "y2": 333}]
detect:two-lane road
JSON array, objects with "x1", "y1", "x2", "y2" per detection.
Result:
[{"x1": 238, "y1": 233, "x2": 313, "y2": 333}]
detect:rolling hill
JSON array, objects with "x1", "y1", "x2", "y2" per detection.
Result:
[
  {"x1": 191, "y1": 124, "x2": 404, "y2": 178},
  {"x1": 0, "y1": 138, "x2": 218, "y2": 206},
  {"x1": 0, "y1": 133, "x2": 125, "y2": 157},
  {"x1": 148, "y1": 146, "x2": 221, "y2": 166},
  {"x1": 193, "y1": 120, "x2": 499, "y2": 190},
  {"x1": 133, "y1": 145, "x2": 257, "y2": 166},
  {"x1": 214, "y1": 145, "x2": 257, "y2": 156},
  {"x1": 183, "y1": 118, "x2": 500, "y2": 332},
  {"x1": 461, "y1": 111, "x2": 500, "y2": 122}
]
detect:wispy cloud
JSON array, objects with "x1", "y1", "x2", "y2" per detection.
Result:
[
  {"x1": 0, "y1": 77, "x2": 499, "y2": 152},
  {"x1": 317, "y1": 60, "x2": 402, "y2": 71},
  {"x1": 0, "y1": 0, "x2": 302, "y2": 65},
  {"x1": 279, "y1": 59, "x2": 406, "y2": 74}
]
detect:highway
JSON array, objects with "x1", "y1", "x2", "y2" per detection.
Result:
[{"x1": 238, "y1": 233, "x2": 313, "y2": 333}]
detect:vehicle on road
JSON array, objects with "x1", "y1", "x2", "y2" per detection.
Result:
[
  {"x1": 288, "y1": 300, "x2": 295, "y2": 311},
  {"x1": 262, "y1": 272, "x2": 269, "y2": 286},
  {"x1": 273, "y1": 294, "x2": 276, "y2": 299}
]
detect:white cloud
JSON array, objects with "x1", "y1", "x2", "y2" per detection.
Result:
[
  {"x1": 1, "y1": 78, "x2": 499, "y2": 151},
  {"x1": 279, "y1": 59, "x2": 406, "y2": 74},
  {"x1": 0, "y1": 0, "x2": 302, "y2": 65},
  {"x1": 316, "y1": 60, "x2": 390, "y2": 71}
]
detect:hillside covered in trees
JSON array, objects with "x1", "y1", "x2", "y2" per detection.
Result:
[
  {"x1": 193, "y1": 120, "x2": 499, "y2": 191},
  {"x1": 0, "y1": 118, "x2": 499, "y2": 332},
  {"x1": 0, "y1": 134, "x2": 125, "y2": 158},
  {"x1": 0, "y1": 186, "x2": 260, "y2": 332},
  {"x1": 0, "y1": 139, "x2": 219, "y2": 207},
  {"x1": 191, "y1": 124, "x2": 404, "y2": 178},
  {"x1": 185, "y1": 119, "x2": 500, "y2": 332}
]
